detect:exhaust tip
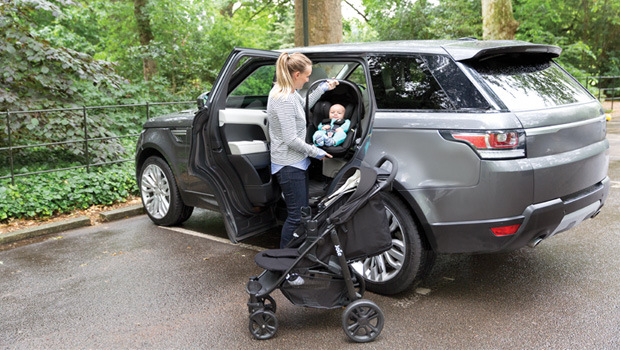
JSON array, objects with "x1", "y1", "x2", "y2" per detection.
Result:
[
  {"x1": 590, "y1": 209, "x2": 601, "y2": 219},
  {"x1": 528, "y1": 237, "x2": 544, "y2": 248}
]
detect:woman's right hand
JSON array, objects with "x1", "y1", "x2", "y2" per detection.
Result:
[{"x1": 319, "y1": 153, "x2": 333, "y2": 160}]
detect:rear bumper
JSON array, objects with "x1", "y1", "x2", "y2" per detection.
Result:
[{"x1": 430, "y1": 177, "x2": 611, "y2": 254}]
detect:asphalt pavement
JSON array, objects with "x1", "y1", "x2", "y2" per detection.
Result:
[{"x1": 1, "y1": 133, "x2": 619, "y2": 349}]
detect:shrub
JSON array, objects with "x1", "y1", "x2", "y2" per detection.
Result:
[{"x1": 0, "y1": 162, "x2": 138, "y2": 221}]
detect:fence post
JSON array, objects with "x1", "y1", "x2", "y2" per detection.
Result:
[
  {"x1": 83, "y1": 106, "x2": 90, "y2": 173},
  {"x1": 613, "y1": 77, "x2": 616, "y2": 111},
  {"x1": 146, "y1": 101, "x2": 150, "y2": 120},
  {"x1": 6, "y1": 111, "x2": 15, "y2": 186}
]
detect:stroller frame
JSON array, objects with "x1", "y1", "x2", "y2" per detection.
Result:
[{"x1": 246, "y1": 156, "x2": 398, "y2": 343}]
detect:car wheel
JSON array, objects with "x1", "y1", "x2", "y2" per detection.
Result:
[
  {"x1": 355, "y1": 192, "x2": 435, "y2": 295},
  {"x1": 139, "y1": 156, "x2": 194, "y2": 226}
]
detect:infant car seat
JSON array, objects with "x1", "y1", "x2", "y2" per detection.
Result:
[{"x1": 306, "y1": 80, "x2": 364, "y2": 158}]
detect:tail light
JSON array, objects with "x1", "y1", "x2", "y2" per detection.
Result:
[
  {"x1": 491, "y1": 224, "x2": 521, "y2": 236},
  {"x1": 440, "y1": 130, "x2": 526, "y2": 159}
]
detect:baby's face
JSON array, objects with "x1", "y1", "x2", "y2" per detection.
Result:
[{"x1": 329, "y1": 105, "x2": 346, "y2": 119}]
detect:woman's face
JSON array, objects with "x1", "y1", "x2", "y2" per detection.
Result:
[{"x1": 292, "y1": 65, "x2": 312, "y2": 90}]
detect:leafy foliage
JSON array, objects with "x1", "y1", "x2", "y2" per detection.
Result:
[
  {"x1": 0, "y1": 0, "x2": 125, "y2": 111},
  {"x1": 514, "y1": 0, "x2": 620, "y2": 79},
  {"x1": 359, "y1": 0, "x2": 482, "y2": 41},
  {"x1": 0, "y1": 162, "x2": 138, "y2": 221},
  {"x1": 2, "y1": 109, "x2": 134, "y2": 168},
  {"x1": 62, "y1": 0, "x2": 294, "y2": 94}
]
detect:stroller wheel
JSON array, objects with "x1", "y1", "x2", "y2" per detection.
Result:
[
  {"x1": 248, "y1": 295, "x2": 277, "y2": 314},
  {"x1": 342, "y1": 299, "x2": 384, "y2": 343},
  {"x1": 249, "y1": 310, "x2": 278, "y2": 340}
]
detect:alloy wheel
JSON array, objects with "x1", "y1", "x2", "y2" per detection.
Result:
[{"x1": 140, "y1": 164, "x2": 171, "y2": 219}]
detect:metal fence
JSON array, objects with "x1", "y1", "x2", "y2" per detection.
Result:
[
  {"x1": 575, "y1": 75, "x2": 620, "y2": 110},
  {"x1": 1, "y1": 101, "x2": 194, "y2": 185}
]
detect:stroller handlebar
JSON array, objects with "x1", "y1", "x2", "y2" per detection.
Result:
[{"x1": 374, "y1": 155, "x2": 398, "y2": 192}]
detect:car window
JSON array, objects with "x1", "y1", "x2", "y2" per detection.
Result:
[
  {"x1": 368, "y1": 55, "x2": 454, "y2": 110},
  {"x1": 423, "y1": 55, "x2": 490, "y2": 110},
  {"x1": 346, "y1": 64, "x2": 366, "y2": 90},
  {"x1": 227, "y1": 65, "x2": 275, "y2": 109},
  {"x1": 300, "y1": 62, "x2": 352, "y2": 93},
  {"x1": 468, "y1": 54, "x2": 594, "y2": 111}
]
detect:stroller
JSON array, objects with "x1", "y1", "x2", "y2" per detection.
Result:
[{"x1": 245, "y1": 156, "x2": 398, "y2": 342}]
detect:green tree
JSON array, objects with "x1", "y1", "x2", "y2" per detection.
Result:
[
  {"x1": 134, "y1": 0, "x2": 157, "y2": 81},
  {"x1": 360, "y1": 0, "x2": 481, "y2": 41},
  {"x1": 514, "y1": 0, "x2": 620, "y2": 77},
  {"x1": 0, "y1": 0, "x2": 123, "y2": 111},
  {"x1": 76, "y1": 0, "x2": 294, "y2": 94}
]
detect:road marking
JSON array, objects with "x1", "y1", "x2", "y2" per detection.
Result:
[
  {"x1": 612, "y1": 181, "x2": 620, "y2": 189},
  {"x1": 162, "y1": 226, "x2": 266, "y2": 252}
]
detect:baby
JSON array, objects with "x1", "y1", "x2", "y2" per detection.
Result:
[{"x1": 313, "y1": 103, "x2": 350, "y2": 147}]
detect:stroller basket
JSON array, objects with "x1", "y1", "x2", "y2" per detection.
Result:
[{"x1": 280, "y1": 270, "x2": 348, "y2": 309}]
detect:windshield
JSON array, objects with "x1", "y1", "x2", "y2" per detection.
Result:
[{"x1": 469, "y1": 54, "x2": 593, "y2": 112}]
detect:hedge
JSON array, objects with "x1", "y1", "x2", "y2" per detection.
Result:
[{"x1": 0, "y1": 162, "x2": 139, "y2": 221}]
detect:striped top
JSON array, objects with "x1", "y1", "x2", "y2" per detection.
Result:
[{"x1": 267, "y1": 87, "x2": 326, "y2": 168}]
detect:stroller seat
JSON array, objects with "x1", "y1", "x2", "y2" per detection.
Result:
[{"x1": 254, "y1": 248, "x2": 315, "y2": 271}]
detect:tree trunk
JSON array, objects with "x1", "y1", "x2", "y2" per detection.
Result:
[
  {"x1": 134, "y1": 0, "x2": 157, "y2": 81},
  {"x1": 294, "y1": 0, "x2": 342, "y2": 46},
  {"x1": 481, "y1": 0, "x2": 519, "y2": 40}
]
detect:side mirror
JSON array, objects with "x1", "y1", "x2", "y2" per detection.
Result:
[{"x1": 197, "y1": 91, "x2": 210, "y2": 110}]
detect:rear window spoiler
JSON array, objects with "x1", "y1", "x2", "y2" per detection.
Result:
[{"x1": 443, "y1": 41, "x2": 562, "y2": 62}]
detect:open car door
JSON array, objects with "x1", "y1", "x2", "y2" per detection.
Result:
[{"x1": 189, "y1": 48, "x2": 281, "y2": 242}]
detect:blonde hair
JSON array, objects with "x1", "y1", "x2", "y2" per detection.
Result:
[{"x1": 271, "y1": 52, "x2": 312, "y2": 99}]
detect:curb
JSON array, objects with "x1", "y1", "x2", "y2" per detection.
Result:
[
  {"x1": 0, "y1": 216, "x2": 91, "y2": 245},
  {"x1": 0, "y1": 205, "x2": 146, "y2": 246},
  {"x1": 99, "y1": 204, "x2": 145, "y2": 222}
]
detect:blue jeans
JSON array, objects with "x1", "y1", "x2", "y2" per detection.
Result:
[{"x1": 276, "y1": 166, "x2": 309, "y2": 248}]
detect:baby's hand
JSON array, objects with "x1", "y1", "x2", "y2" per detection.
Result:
[
  {"x1": 335, "y1": 127, "x2": 343, "y2": 133},
  {"x1": 322, "y1": 125, "x2": 330, "y2": 130}
]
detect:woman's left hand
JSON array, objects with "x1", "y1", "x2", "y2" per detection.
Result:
[{"x1": 325, "y1": 79, "x2": 339, "y2": 90}]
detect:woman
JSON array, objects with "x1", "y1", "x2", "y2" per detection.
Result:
[{"x1": 267, "y1": 52, "x2": 338, "y2": 248}]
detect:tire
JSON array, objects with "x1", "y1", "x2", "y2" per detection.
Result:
[
  {"x1": 139, "y1": 156, "x2": 194, "y2": 226},
  {"x1": 342, "y1": 299, "x2": 384, "y2": 343},
  {"x1": 356, "y1": 192, "x2": 435, "y2": 295},
  {"x1": 249, "y1": 310, "x2": 278, "y2": 340}
]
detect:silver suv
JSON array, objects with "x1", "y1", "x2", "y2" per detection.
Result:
[{"x1": 135, "y1": 40, "x2": 610, "y2": 295}]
